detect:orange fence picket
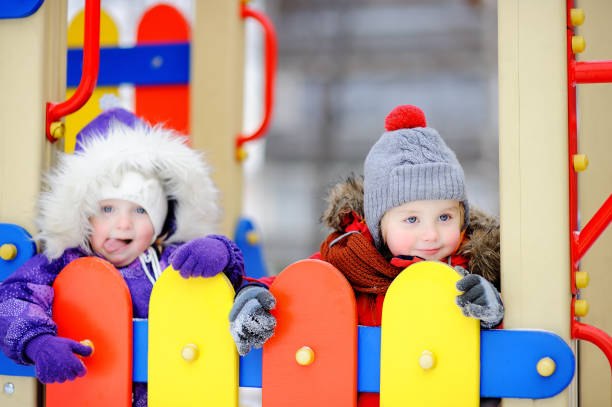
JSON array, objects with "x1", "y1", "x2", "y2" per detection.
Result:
[
  {"x1": 47, "y1": 257, "x2": 133, "y2": 407},
  {"x1": 263, "y1": 259, "x2": 357, "y2": 406}
]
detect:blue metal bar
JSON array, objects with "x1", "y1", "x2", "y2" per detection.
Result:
[
  {"x1": 0, "y1": 323, "x2": 575, "y2": 399},
  {"x1": 67, "y1": 43, "x2": 189, "y2": 87},
  {"x1": 0, "y1": 0, "x2": 44, "y2": 19},
  {"x1": 234, "y1": 218, "x2": 268, "y2": 279},
  {"x1": 132, "y1": 319, "x2": 148, "y2": 382},
  {"x1": 0, "y1": 223, "x2": 36, "y2": 283}
]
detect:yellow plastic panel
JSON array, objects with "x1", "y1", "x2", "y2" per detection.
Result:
[
  {"x1": 148, "y1": 266, "x2": 238, "y2": 407},
  {"x1": 65, "y1": 9, "x2": 119, "y2": 153},
  {"x1": 380, "y1": 261, "x2": 479, "y2": 406}
]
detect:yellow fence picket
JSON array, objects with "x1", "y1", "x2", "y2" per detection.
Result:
[
  {"x1": 148, "y1": 267, "x2": 238, "y2": 406},
  {"x1": 381, "y1": 262, "x2": 480, "y2": 406}
]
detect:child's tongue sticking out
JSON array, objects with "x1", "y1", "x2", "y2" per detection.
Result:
[{"x1": 103, "y1": 238, "x2": 129, "y2": 253}]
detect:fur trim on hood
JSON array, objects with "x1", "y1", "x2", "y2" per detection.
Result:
[
  {"x1": 321, "y1": 175, "x2": 500, "y2": 285},
  {"x1": 321, "y1": 174, "x2": 365, "y2": 231},
  {"x1": 37, "y1": 120, "x2": 219, "y2": 259}
]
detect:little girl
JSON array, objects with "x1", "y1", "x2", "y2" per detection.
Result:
[{"x1": 0, "y1": 108, "x2": 244, "y2": 406}]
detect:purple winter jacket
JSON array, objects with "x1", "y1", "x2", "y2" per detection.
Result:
[{"x1": 0, "y1": 236, "x2": 243, "y2": 406}]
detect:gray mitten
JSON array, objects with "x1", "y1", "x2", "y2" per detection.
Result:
[
  {"x1": 456, "y1": 273, "x2": 504, "y2": 329},
  {"x1": 229, "y1": 285, "x2": 277, "y2": 356}
]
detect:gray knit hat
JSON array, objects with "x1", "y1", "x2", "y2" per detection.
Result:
[{"x1": 364, "y1": 105, "x2": 469, "y2": 249}]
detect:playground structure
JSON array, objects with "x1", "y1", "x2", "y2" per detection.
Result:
[
  {"x1": 0, "y1": 0, "x2": 611, "y2": 406},
  {"x1": 0, "y1": 247, "x2": 578, "y2": 406}
]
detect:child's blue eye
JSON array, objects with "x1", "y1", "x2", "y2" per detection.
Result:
[
  {"x1": 439, "y1": 214, "x2": 450, "y2": 221},
  {"x1": 136, "y1": 207, "x2": 146, "y2": 214},
  {"x1": 405, "y1": 216, "x2": 417, "y2": 224},
  {"x1": 102, "y1": 206, "x2": 113, "y2": 213}
]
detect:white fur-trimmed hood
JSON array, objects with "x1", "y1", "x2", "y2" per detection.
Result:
[{"x1": 37, "y1": 120, "x2": 219, "y2": 259}]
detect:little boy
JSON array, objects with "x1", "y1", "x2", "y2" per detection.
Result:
[{"x1": 229, "y1": 105, "x2": 503, "y2": 407}]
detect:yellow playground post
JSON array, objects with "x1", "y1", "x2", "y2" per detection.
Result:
[
  {"x1": 498, "y1": 1, "x2": 572, "y2": 406},
  {"x1": 191, "y1": 1, "x2": 246, "y2": 237},
  {"x1": 500, "y1": 1, "x2": 612, "y2": 406},
  {"x1": 0, "y1": 1, "x2": 68, "y2": 406}
]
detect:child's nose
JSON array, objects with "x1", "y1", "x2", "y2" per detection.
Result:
[
  {"x1": 115, "y1": 213, "x2": 133, "y2": 230},
  {"x1": 421, "y1": 225, "x2": 439, "y2": 241}
]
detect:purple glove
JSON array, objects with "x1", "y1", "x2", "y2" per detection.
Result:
[
  {"x1": 25, "y1": 334, "x2": 92, "y2": 384},
  {"x1": 169, "y1": 237, "x2": 230, "y2": 279}
]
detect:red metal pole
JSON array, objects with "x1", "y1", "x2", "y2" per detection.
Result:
[
  {"x1": 574, "y1": 194, "x2": 612, "y2": 263},
  {"x1": 573, "y1": 321, "x2": 612, "y2": 374},
  {"x1": 46, "y1": 0, "x2": 100, "y2": 142},
  {"x1": 566, "y1": 3, "x2": 612, "y2": 385},
  {"x1": 566, "y1": 3, "x2": 579, "y2": 295},
  {"x1": 575, "y1": 61, "x2": 612, "y2": 84}
]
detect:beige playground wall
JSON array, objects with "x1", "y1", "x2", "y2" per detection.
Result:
[
  {"x1": 0, "y1": 1, "x2": 68, "y2": 406},
  {"x1": 575, "y1": 2, "x2": 612, "y2": 406},
  {"x1": 498, "y1": 1, "x2": 572, "y2": 406},
  {"x1": 191, "y1": 1, "x2": 245, "y2": 237},
  {"x1": 0, "y1": 0, "x2": 67, "y2": 233}
]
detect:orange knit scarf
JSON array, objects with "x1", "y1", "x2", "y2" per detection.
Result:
[{"x1": 320, "y1": 231, "x2": 403, "y2": 294}]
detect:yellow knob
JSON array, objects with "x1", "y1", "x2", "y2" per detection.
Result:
[
  {"x1": 573, "y1": 154, "x2": 589, "y2": 172},
  {"x1": 295, "y1": 346, "x2": 315, "y2": 366},
  {"x1": 236, "y1": 146, "x2": 248, "y2": 162},
  {"x1": 575, "y1": 299, "x2": 589, "y2": 317},
  {"x1": 80, "y1": 339, "x2": 95, "y2": 356},
  {"x1": 575, "y1": 271, "x2": 590, "y2": 289},
  {"x1": 50, "y1": 121, "x2": 65, "y2": 140},
  {"x1": 536, "y1": 357, "x2": 556, "y2": 377},
  {"x1": 570, "y1": 9, "x2": 585, "y2": 26},
  {"x1": 418, "y1": 350, "x2": 436, "y2": 370},
  {"x1": 572, "y1": 36, "x2": 586, "y2": 53},
  {"x1": 181, "y1": 344, "x2": 199, "y2": 362},
  {"x1": 246, "y1": 231, "x2": 260, "y2": 245},
  {"x1": 0, "y1": 244, "x2": 17, "y2": 261}
]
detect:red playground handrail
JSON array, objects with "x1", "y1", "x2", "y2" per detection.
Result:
[
  {"x1": 46, "y1": 0, "x2": 100, "y2": 142},
  {"x1": 575, "y1": 61, "x2": 612, "y2": 84},
  {"x1": 572, "y1": 194, "x2": 612, "y2": 265},
  {"x1": 567, "y1": 2, "x2": 612, "y2": 377},
  {"x1": 573, "y1": 322, "x2": 612, "y2": 374},
  {"x1": 236, "y1": 3, "x2": 277, "y2": 149}
]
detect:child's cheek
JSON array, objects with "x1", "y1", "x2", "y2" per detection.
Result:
[
  {"x1": 89, "y1": 219, "x2": 108, "y2": 254},
  {"x1": 387, "y1": 231, "x2": 416, "y2": 257},
  {"x1": 444, "y1": 228, "x2": 462, "y2": 251}
]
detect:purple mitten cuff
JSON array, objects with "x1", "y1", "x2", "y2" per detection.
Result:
[
  {"x1": 208, "y1": 235, "x2": 244, "y2": 290},
  {"x1": 17, "y1": 327, "x2": 57, "y2": 365},
  {"x1": 25, "y1": 334, "x2": 53, "y2": 364}
]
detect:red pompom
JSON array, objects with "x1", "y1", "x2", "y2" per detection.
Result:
[{"x1": 384, "y1": 105, "x2": 426, "y2": 131}]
